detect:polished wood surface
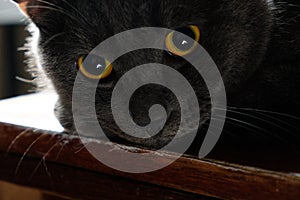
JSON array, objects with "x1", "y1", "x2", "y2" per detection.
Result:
[{"x1": 0, "y1": 94, "x2": 300, "y2": 200}]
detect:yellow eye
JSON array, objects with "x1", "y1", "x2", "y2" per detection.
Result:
[
  {"x1": 165, "y1": 25, "x2": 201, "y2": 57},
  {"x1": 77, "y1": 55, "x2": 113, "y2": 80}
]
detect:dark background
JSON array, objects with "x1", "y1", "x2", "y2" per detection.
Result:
[{"x1": 0, "y1": 1, "x2": 32, "y2": 99}]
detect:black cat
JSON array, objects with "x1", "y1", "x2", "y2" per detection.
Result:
[{"x1": 12, "y1": 0, "x2": 300, "y2": 155}]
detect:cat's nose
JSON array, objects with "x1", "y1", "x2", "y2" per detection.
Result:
[{"x1": 128, "y1": 85, "x2": 177, "y2": 127}]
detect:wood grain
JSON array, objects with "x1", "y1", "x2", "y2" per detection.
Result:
[
  {"x1": 0, "y1": 153, "x2": 206, "y2": 200},
  {"x1": 0, "y1": 122, "x2": 300, "y2": 200}
]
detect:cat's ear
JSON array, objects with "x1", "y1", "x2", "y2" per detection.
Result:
[{"x1": 10, "y1": 0, "x2": 42, "y2": 19}]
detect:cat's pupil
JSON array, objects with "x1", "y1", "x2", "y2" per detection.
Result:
[
  {"x1": 172, "y1": 27, "x2": 195, "y2": 51},
  {"x1": 83, "y1": 55, "x2": 106, "y2": 75}
]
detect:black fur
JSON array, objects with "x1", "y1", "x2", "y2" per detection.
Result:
[{"x1": 13, "y1": 0, "x2": 300, "y2": 154}]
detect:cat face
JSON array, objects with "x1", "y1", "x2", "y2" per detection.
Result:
[{"x1": 13, "y1": 0, "x2": 272, "y2": 149}]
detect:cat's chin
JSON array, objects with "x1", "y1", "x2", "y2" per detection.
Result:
[
  {"x1": 55, "y1": 94, "x2": 212, "y2": 150},
  {"x1": 60, "y1": 115, "x2": 210, "y2": 151}
]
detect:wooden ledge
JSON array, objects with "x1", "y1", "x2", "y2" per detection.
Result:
[{"x1": 0, "y1": 122, "x2": 300, "y2": 199}]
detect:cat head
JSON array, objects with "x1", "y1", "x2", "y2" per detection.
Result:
[{"x1": 12, "y1": 0, "x2": 272, "y2": 149}]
